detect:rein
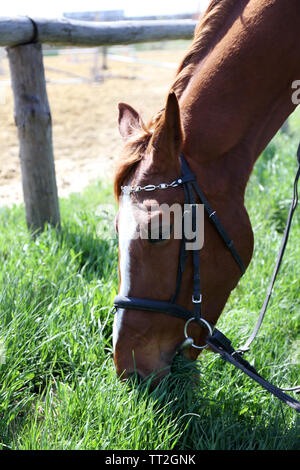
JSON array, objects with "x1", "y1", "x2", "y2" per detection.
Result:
[{"x1": 113, "y1": 147, "x2": 300, "y2": 413}]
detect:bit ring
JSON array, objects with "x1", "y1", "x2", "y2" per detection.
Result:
[{"x1": 183, "y1": 317, "x2": 213, "y2": 350}]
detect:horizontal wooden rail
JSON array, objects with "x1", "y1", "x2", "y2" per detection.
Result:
[
  {"x1": 0, "y1": 17, "x2": 197, "y2": 47},
  {"x1": 1, "y1": 15, "x2": 197, "y2": 232}
]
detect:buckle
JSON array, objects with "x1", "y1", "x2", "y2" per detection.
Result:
[{"x1": 192, "y1": 294, "x2": 202, "y2": 304}]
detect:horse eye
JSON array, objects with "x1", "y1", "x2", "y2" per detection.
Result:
[{"x1": 148, "y1": 224, "x2": 173, "y2": 244}]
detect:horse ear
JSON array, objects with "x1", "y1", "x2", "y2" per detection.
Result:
[
  {"x1": 118, "y1": 103, "x2": 143, "y2": 139},
  {"x1": 151, "y1": 91, "x2": 183, "y2": 159}
]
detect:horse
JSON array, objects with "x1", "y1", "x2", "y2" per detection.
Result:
[{"x1": 112, "y1": 0, "x2": 300, "y2": 386}]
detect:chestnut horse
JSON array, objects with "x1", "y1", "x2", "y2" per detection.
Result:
[{"x1": 112, "y1": 0, "x2": 300, "y2": 384}]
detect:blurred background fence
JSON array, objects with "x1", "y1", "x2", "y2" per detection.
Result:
[{"x1": 0, "y1": 11, "x2": 198, "y2": 231}]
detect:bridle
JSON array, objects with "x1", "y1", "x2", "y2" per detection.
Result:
[
  {"x1": 113, "y1": 151, "x2": 300, "y2": 412},
  {"x1": 114, "y1": 154, "x2": 245, "y2": 347}
]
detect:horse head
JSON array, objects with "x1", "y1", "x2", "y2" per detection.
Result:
[{"x1": 112, "y1": 91, "x2": 248, "y2": 384}]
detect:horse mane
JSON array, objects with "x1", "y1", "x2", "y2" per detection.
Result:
[
  {"x1": 172, "y1": 0, "x2": 237, "y2": 98},
  {"x1": 114, "y1": 124, "x2": 152, "y2": 199},
  {"x1": 114, "y1": 0, "x2": 237, "y2": 199}
]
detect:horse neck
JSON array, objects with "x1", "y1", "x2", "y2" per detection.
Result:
[{"x1": 178, "y1": 0, "x2": 300, "y2": 198}]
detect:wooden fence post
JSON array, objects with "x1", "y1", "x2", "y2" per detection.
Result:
[{"x1": 7, "y1": 43, "x2": 60, "y2": 233}]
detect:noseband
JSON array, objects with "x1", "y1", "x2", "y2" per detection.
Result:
[{"x1": 113, "y1": 154, "x2": 245, "y2": 348}]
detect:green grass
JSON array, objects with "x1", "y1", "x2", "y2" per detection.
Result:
[{"x1": 0, "y1": 113, "x2": 300, "y2": 450}]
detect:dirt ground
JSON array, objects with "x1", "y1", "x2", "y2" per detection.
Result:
[{"x1": 0, "y1": 44, "x2": 189, "y2": 206}]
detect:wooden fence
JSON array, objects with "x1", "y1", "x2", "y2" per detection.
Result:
[{"x1": 1, "y1": 17, "x2": 197, "y2": 232}]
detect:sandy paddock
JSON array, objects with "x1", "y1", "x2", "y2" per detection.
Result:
[{"x1": 0, "y1": 44, "x2": 189, "y2": 206}]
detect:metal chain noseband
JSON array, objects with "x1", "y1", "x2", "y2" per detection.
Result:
[{"x1": 121, "y1": 178, "x2": 183, "y2": 195}]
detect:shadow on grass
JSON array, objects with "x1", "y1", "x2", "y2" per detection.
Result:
[
  {"x1": 127, "y1": 354, "x2": 300, "y2": 450},
  {"x1": 58, "y1": 221, "x2": 118, "y2": 282}
]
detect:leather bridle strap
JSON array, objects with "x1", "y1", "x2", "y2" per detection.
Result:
[
  {"x1": 237, "y1": 144, "x2": 300, "y2": 354},
  {"x1": 179, "y1": 155, "x2": 246, "y2": 275},
  {"x1": 113, "y1": 295, "x2": 198, "y2": 323},
  {"x1": 207, "y1": 329, "x2": 300, "y2": 412},
  {"x1": 206, "y1": 145, "x2": 300, "y2": 412}
]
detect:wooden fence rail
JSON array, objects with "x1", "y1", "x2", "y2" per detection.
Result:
[
  {"x1": 0, "y1": 17, "x2": 197, "y2": 232},
  {"x1": 0, "y1": 17, "x2": 197, "y2": 47}
]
